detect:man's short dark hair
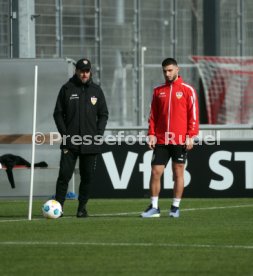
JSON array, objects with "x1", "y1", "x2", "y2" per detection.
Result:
[{"x1": 162, "y1": 58, "x2": 178, "y2": 67}]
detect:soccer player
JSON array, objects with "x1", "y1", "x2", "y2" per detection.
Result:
[
  {"x1": 141, "y1": 58, "x2": 199, "y2": 218},
  {"x1": 53, "y1": 58, "x2": 109, "y2": 217}
]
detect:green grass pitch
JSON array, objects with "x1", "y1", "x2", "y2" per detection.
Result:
[{"x1": 0, "y1": 198, "x2": 252, "y2": 275}]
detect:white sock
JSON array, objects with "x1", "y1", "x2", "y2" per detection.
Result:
[
  {"x1": 172, "y1": 198, "x2": 181, "y2": 208},
  {"x1": 151, "y1": 196, "x2": 159, "y2": 209}
]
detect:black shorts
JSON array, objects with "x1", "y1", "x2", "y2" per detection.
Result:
[{"x1": 151, "y1": 144, "x2": 187, "y2": 165}]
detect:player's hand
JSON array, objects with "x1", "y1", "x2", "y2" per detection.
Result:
[
  {"x1": 148, "y1": 135, "x2": 157, "y2": 150},
  {"x1": 185, "y1": 136, "x2": 194, "y2": 151}
]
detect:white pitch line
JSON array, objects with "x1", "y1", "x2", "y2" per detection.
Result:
[
  {"x1": 0, "y1": 241, "x2": 253, "y2": 250},
  {"x1": 0, "y1": 204, "x2": 253, "y2": 222},
  {"x1": 179, "y1": 204, "x2": 253, "y2": 212},
  {"x1": 0, "y1": 218, "x2": 41, "y2": 223},
  {"x1": 90, "y1": 204, "x2": 253, "y2": 217}
]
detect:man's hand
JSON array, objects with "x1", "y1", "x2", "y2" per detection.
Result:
[
  {"x1": 185, "y1": 136, "x2": 194, "y2": 151},
  {"x1": 148, "y1": 135, "x2": 157, "y2": 150}
]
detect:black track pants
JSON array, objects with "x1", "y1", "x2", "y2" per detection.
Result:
[{"x1": 55, "y1": 150, "x2": 97, "y2": 208}]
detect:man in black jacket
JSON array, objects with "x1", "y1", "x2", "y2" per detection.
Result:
[{"x1": 53, "y1": 58, "x2": 109, "y2": 217}]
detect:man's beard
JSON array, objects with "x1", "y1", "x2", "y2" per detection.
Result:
[
  {"x1": 81, "y1": 77, "x2": 90, "y2": 84},
  {"x1": 167, "y1": 75, "x2": 177, "y2": 83}
]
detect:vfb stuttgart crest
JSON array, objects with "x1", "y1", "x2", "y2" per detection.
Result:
[
  {"x1": 91, "y1": 96, "x2": 97, "y2": 105},
  {"x1": 176, "y1": 92, "x2": 183, "y2": 99}
]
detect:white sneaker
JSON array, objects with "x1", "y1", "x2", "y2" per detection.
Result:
[
  {"x1": 169, "y1": 205, "x2": 180, "y2": 218},
  {"x1": 141, "y1": 204, "x2": 160, "y2": 218}
]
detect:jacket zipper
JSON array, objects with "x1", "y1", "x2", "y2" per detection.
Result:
[{"x1": 167, "y1": 83, "x2": 172, "y2": 134}]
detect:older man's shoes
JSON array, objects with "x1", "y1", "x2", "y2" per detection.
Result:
[{"x1": 76, "y1": 208, "x2": 88, "y2": 218}]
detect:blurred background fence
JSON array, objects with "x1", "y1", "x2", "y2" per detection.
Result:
[{"x1": 1, "y1": 0, "x2": 253, "y2": 126}]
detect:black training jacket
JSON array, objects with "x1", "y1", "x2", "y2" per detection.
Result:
[{"x1": 53, "y1": 74, "x2": 109, "y2": 154}]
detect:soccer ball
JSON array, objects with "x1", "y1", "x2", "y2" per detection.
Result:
[{"x1": 42, "y1": 200, "x2": 62, "y2": 219}]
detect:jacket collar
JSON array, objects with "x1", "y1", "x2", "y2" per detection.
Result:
[{"x1": 166, "y1": 75, "x2": 183, "y2": 86}]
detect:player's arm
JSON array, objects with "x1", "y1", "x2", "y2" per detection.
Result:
[
  {"x1": 148, "y1": 90, "x2": 158, "y2": 149},
  {"x1": 97, "y1": 88, "x2": 109, "y2": 135},
  {"x1": 186, "y1": 87, "x2": 199, "y2": 150},
  {"x1": 53, "y1": 86, "x2": 67, "y2": 136}
]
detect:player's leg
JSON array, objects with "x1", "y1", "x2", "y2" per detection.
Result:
[
  {"x1": 55, "y1": 149, "x2": 77, "y2": 209},
  {"x1": 169, "y1": 145, "x2": 187, "y2": 218},
  {"x1": 77, "y1": 154, "x2": 97, "y2": 217},
  {"x1": 172, "y1": 161, "x2": 185, "y2": 198},
  {"x1": 150, "y1": 164, "x2": 165, "y2": 206},
  {"x1": 141, "y1": 145, "x2": 168, "y2": 218}
]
